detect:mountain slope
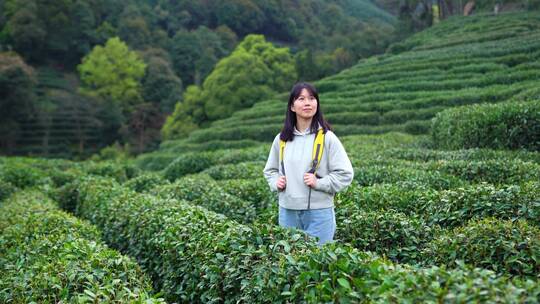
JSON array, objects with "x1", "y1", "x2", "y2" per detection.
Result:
[{"x1": 170, "y1": 11, "x2": 540, "y2": 149}]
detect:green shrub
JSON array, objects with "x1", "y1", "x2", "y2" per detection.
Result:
[
  {"x1": 325, "y1": 111, "x2": 381, "y2": 125},
  {"x1": 429, "y1": 159, "x2": 540, "y2": 184},
  {"x1": 90, "y1": 142, "x2": 130, "y2": 161},
  {"x1": 0, "y1": 180, "x2": 17, "y2": 202},
  {"x1": 0, "y1": 161, "x2": 50, "y2": 189},
  {"x1": 187, "y1": 124, "x2": 281, "y2": 143},
  {"x1": 65, "y1": 177, "x2": 317, "y2": 303},
  {"x1": 510, "y1": 87, "x2": 540, "y2": 102},
  {"x1": 272, "y1": 244, "x2": 540, "y2": 303},
  {"x1": 202, "y1": 161, "x2": 265, "y2": 180},
  {"x1": 155, "y1": 174, "x2": 258, "y2": 223},
  {"x1": 336, "y1": 182, "x2": 440, "y2": 216},
  {"x1": 163, "y1": 151, "x2": 223, "y2": 181},
  {"x1": 423, "y1": 218, "x2": 540, "y2": 279},
  {"x1": 338, "y1": 181, "x2": 540, "y2": 230},
  {"x1": 425, "y1": 182, "x2": 540, "y2": 228},
  {"x1": 384, "y1": 147, "x2": 540, "y2": 163},
  {"x1": 336, "y1": 209, "x2": 434, "y2": 264},
  {"x1": 124, "y1": 172, "x2": 169, "y2": 193},
  {"x1": 159, "y1": 138, "x2": 261, "y2": 153},
  {"x1": 432, "y1": 100, "x2": 540, "y2": 151},
  {"x1": 0, "y1": 191, "x2": 163, "y2": 303},
  {"x1": 380, "y1": 107, "x2": 444, "y2": 124},
  {"x1": 134, "y1": 152, "x2": 179, "y2": 171},
  {"x1": 54, "y1": 181, "x2": 81, "y2": 213},
  {"x1": 217, "y1": 178, "x2": 278, "y2": 224},
  {"x1": 48, "y1": 167, "x2": 84, "y2": 188},
  {"x1": 403, "y1": 119, "x2": 431, "y2": 134},
  {"x1": 354, "y1": 160, "x2": 466, "y2": 189},
  {"x1": 82, "y1": 160, "x2": 141, "y2": 182},
  {"x1": 162, "y1": 146, "x2": 269, "y2": 181},
  {"x1": 63, "y1": 177, "x2": 540, "y2": 303},
  {"x1": 219, "y1": 145, "x2": 268, "y2": 163}
]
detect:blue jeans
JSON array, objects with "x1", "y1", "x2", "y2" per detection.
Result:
[{"x1": 278, "y1": 206, "x2": 336, "y2": 245}]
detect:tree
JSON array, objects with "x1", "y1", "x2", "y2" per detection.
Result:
[
  {"x1": 67, "y1": 0, "x2": 98, "y2": 67},
  {"x1": 162, "y1": 34, "x2": 296, "y2": 139},
  {"x1": 202, "y1": 50, "x2": 274, "y2": 120},
  {"x1": 117, "y1": 4, "x2": 152, "y2": 49},
  {"x1": 140, "y1": 48, "x2": 183, "y2": 113},
  {"x1": 127, "y1": 102, "x2": 164, "y2": 153},
  {"x1": 77, "y1": 37, "x2": 146, "y2": 112},
  {"x1": 215, "y1": 25, "x2": 238, "y2": 51},
  {"x1": 332, "y1": 47, "x2": 354, "y2": 71},
  {"x1": 214, "y1": 0, "x2": 265, "y2": 35},
  {"x1": 295, "y1": 49, "x2": 319, "y2": 81},
  {"x1": 4, "y1": 0, "x2": 46, "y2": 62},
  {"x1": 161, "y1": 85, "x2": 202, "y2": 140},
  {"x1": 234, "y1": 34, "x2": 296, "y2": 92},
  {"x1": 0, "y1": 0, "x2": 6, "y2": 27},
  {"x1": 0, "y1": 51, "x2": 36, "y2": 152},
  {"x1": 170, "y1": 26, "x2": 228, "y2": 86},
  {"x1": 201, "y1": 34, "x2": 296, "y2": 120},
  {"x1": 156, "y1": 0, "x2": 211, "y2": 30}
]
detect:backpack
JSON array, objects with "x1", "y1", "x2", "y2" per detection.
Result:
[{"x1": 279, "y1": 129, "x2": 325, "y2": 176}]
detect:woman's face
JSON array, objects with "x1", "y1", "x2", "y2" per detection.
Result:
[{"x1": 291, "y1": 88, "x2": 318, "y2": 120}]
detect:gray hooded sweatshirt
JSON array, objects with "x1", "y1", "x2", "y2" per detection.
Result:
[{"x1": 263, "y1": 127, "x2": 354, "y2": 210}]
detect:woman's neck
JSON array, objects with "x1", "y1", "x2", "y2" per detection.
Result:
[{"x1": 296, "y1": 117, "x2": 312, "y2": 133}]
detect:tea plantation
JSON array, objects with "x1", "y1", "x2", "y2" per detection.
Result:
[{"x1": 2, "y1": 11, "x2": 540, "y2": 303}]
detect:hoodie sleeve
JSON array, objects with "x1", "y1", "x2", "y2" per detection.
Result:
[
  {"x1": 314, "y1": 131, "x2": 354, "y2": 194},
  {"x1": 263, "y1": 134, "x2": 281, "y2": 192}
]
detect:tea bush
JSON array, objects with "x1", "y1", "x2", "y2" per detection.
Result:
[
  {"x1": 0, "y1": 191, "x2": 163, "y2": 303},
  {"x1": 155, "y1": 174, "x2": 258, "y2": 223},
  {"x1": 217, "y1": 178, "x2": 277, "y2": 224},
  {"x1": 124, "y1": 172, "x2": 169, "y2": 193},
  {"x1": 163, "y1": 151, "x2": 223, "y2": 181},
  {"x1": 62, "y1": 177, "x2": 540, "y2": 303},
  {"x1": 425, "y1": 182, "x2": 540, "y2": 228},
  {"x1": 354, "y1": 160, "x2": 466, "y2": 189},
  {"x1": 428, "y1": 159, "x2": 540, "y2": 184},
  {"x1": 202, "y1": 161, "x2": 265, "y2": 180},
  {"x1": 432, "y1": 100, "x2": 540, "y2": 151},
  {"x1": 423, "y1": 218, "x2": 540, "y2": 279},
  {"x1": 336, "y1": 209, "x2": 434, "y2": 263}
]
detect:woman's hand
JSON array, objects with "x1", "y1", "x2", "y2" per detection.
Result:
[
  {"x1": 277, "y1": 176, "x2": 287, "y2": 191},
  {"x1": 304, "y1": 173, "x2": 317, "y2": 188}
]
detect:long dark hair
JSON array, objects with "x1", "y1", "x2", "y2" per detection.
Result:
[{"x1": 280, "y1": 82, "x2": 332, "y2": 141}]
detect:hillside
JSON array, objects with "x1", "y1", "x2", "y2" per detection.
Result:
[
  {"x1": 153, "y1": 11, "x2": 539, "y2": 156},
  {"x1": 0, "y1": 0, "x2": 397, "y2": 158},
  {"x1": 2, "y1": 10, "x2": 540, "y2": 302}
]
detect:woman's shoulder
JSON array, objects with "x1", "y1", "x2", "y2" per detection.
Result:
[
  {"x1": 272, "y1": 132, "x2": 282, "y2": 144},
  {"x1": 324, "y1": 130, "x2": 338, "y2": 141},
  {"x1": 324, "y1": 130, "x2": 345, "y2": 149}
]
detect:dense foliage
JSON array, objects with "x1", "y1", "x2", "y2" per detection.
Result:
[
  {"x1": 155, "y1": 11, "x2": 540, "y2": 149},
  {"x1": 0, "y1": 190, "x2": 163, "y2": 303},
  {"x1": 2, "y1": 10, "x2": 540, "y2": 302},
  {"x1": 51, "y1": 172, "x2": 540, "y2": 303},
  {"x1": 432, "y1": 100, "x2": 540, "y2": 151},
  {"x1": 3, "y1": 126, "x2": 540, "y2": 301},
  {"x1": 162, "y1": 35, "x2": 296, "y2": 139},
  {"x1": 0, "y1": 0, "x2": 396, "y2": 157},
  {"x1": 78, "y1": 37, "x2": 147, "y2": 110}
]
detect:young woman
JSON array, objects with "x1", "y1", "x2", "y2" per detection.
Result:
[{"x1": 263, "y1": 82, "x2": 354, "y2": 245}]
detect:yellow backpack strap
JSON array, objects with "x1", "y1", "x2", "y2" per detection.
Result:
[
  {"x1": 279, "y1": 139, "x2": 286, "y2": 175},
  {"x1": 309, "y1": 129, "x2": 325, "y2": 174}
]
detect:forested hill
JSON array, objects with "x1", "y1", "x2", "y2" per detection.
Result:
[
  {"x1": 143, "y1": 10, "x2": 540, "y2": 168},
  {"x1": 0, "y1": 0, "x2": 397, "y2": 158}
]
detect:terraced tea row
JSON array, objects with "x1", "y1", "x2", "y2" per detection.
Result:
[
  {"x1": 53, "y1": 174, "x2": 540, "y2": 302},
  {"x1": 150, "y1": 12, "x2": 540, "y2": 150},
  {"x1": 0, "y1": 190, "x2": 163, "y2": 303}
]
